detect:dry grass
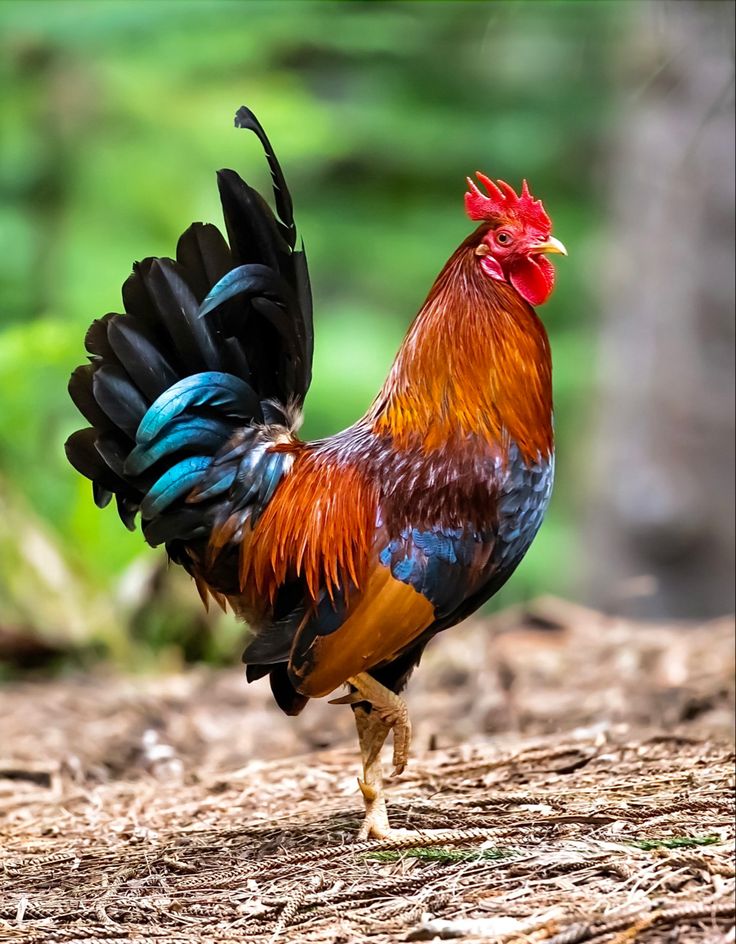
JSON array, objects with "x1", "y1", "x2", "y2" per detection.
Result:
[{"x1": 1, "y1": 599, "x2": 734, "y2": 943}]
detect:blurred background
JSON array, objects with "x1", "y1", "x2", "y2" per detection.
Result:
[{"x1": 0, "y1": 0, "x2": 733, "y2": 673}]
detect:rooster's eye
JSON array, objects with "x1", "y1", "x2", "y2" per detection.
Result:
[{"x1": 496, "y1": 231, "x2": 512, "y2": 246}]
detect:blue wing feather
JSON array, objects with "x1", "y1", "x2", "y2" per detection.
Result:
[
  {"x1": 187, "y1": 467, "x2": 238, "y2": 503},
  {"x1": 198, "y1": 264, "x2": 281, "y2": 319},
  {"x1": 140, "y1": 456, "x2": 213, "y2": 518},
  {"x1": 125, "y1": 416, "x2": 234, "y2": 475},
  {"x1": 136, "y1": 372, "x2": 260, "y2": 443}
]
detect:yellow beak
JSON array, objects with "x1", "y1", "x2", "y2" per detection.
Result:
[{"x1": 531, "y1": 235, "x2": 567, "y2": 256}]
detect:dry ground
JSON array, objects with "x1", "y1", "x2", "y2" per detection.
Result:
[{"x1": 1, "y1": 598, "x2": 734, "y2": 943}]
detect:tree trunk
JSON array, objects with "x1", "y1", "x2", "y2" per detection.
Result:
[{"x1": 586, "y1": 0, "x2": 735, "y2": 618}]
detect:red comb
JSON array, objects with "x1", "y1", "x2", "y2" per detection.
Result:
[{"x1": 464, "y1": 173, "x2": 550, "y2": 231}]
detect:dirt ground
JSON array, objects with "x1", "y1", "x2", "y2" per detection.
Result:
[{"x1": 1, "y1": 598, "x2": 734, "y2": 943}]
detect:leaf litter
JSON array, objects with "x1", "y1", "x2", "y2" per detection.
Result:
[{"x1": 1, "y1": 598, "x2": 733, "y2": 942}]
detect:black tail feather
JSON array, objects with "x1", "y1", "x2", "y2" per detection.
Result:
[
  {"x1": 84, "y1": 313, "x2": 117, "y2": 360},
  {"x1": 65, "y1": 428, "x2": 134, "y2": 502},
  {"x1": 234, "y1": 106, "x2": 296, "y2": 249},
  {"x1": 66, "y1": 106, "x2": 314, "y2": 547},
  {"x1": 175, "y1": 223, "x2": 232, "y2": 302},
  {"x1": 121, "y1": 262, "x2": 160, "y2": 330},
  {"x1": 94, "y1": 433, "x2": 132, "y2": 480},
  {"x1": 268, "y1": 663, "x2": 310, "y2": 716},
  {"x1": 106, "y1": 316, "x2": 179, "y2": 401},
  {"x1": 69, "y1": 364, "x2": 116, "y2": 433},
  {"x1": 216, "y1": 169, "x2": 287, "y2": 270},
  {"x1": 143, "y1": 260, "x2": 223, "y2": 373},
  {"x1": 92, "y1": 365, "x2": 149, "y2": 439}
]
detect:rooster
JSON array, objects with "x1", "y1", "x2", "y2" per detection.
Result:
[{"x1": 66, "y1": 107, "x2": 565, "y2": 838}]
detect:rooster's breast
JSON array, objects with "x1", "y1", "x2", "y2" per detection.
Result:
[{"x1": 377, "y1": 440, "x2": 554, "y2": 627}]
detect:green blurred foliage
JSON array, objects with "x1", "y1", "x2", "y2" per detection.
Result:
[{"x1": 0, "y1": 0, "x2": 625, "y2": 660}]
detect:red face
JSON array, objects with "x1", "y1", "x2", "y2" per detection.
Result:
[{"x1": 465, "y1": 174, "x2": 566, "y2": 307}]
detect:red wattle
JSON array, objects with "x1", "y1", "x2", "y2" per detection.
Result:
[{"x1": 509, "y1": 255, "x2": 555, "y2": 306}]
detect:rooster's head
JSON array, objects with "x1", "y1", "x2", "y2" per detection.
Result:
[{"x1": 465, "y1": 173, "x2": 566, "y2": 306}]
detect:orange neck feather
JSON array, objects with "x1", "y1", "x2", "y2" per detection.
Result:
[{"x1": 370, "y1": 233, "x2": 553, "y2": 462}]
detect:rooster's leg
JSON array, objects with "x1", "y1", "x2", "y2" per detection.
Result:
[
  {"x1": 339, "y1": 675, "x2": 449, "y2": 840},
  {"x1": 333, "y1": 672, "x2": 411, "y2": 839},
  {"x1": 353, "y1": 704, "x2": 392, "y2": 839}
]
